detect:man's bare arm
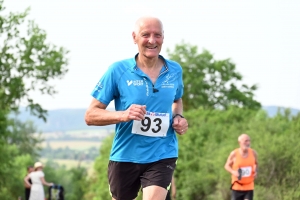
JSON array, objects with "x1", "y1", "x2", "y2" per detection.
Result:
[
  {"x1": 224, "y1": 151, "x2": 237, "y2": 176},
  {"x1": 85, "y1": 98, "x2": 146, "y2": 126},
  {"x1": 40, "y1": 177, "x2": 53, "y2": 187},
  {"x1": 172, "y1": 98, "x2": 183, "y2": 116},
  {"x1": 24, "y1": 175, "x2": 31, "y2": 188},
  {"x1": 171, "y1": 98, "x2": 188, "y2": 135}
]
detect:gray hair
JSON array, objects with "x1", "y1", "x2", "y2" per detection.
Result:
[{"x1": 133, "y1": 16, "x2": 164, "y2": 35}]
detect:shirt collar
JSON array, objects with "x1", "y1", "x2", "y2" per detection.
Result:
[{"x1": 131, "y1": 53, "x2": 168, "y2": 71}]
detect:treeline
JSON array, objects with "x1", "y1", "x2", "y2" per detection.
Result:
[
  {"x1": 85, "y1": 107, "x2": 300, "y2": 200},
  {"x1": 45, "y1": 136, "x2": 104, "y2": 142},
  {"x1": 41, "y1": 145, "x2": 99, "y2": 161},
  {"x1": 0, "y1": 1, "x2": 78, "y2": 199},
  {"x1": 14, "y1": 107, "x2": 115, "y2": 132},
  {"x1": 0, "y1": 123, "x2": 89, "y2": 200}
]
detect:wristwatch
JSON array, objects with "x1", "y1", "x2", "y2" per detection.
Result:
[{"x1": 172, "y1": 114, "x2": 184, "y2": 119}]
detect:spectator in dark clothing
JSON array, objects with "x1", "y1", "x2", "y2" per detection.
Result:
[{"x1": 24, "y1": 166, "x2": 34, "y2": 200}]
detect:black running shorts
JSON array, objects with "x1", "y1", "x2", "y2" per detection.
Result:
[
  {"x1": 108, "y1": 158, "x2": 177, "y2": 200},
  {"x1": 231, "y1": 190, "x2": 254, "y2": 200}
]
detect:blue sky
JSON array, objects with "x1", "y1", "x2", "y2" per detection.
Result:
[{"x1": 4, "y1": 0, "x2": 300, "y2": 110}]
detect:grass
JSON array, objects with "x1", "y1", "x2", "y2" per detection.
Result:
[{"x1": 39, "y1": 130, "x2": 112, "y2": 176}]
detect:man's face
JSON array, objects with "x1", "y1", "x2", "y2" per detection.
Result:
[
  {"x1": 239, "y1": 136, "x2": 251, "y2": 150},
  {"x1": 133, "y1": 19, "x2": 164, "y2": 59}
]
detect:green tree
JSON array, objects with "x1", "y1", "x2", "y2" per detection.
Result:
[
  {"x1": 85, "y1": 108, "x2": 300, "y2": 200},
  {"x1": 0, "y1": 118, "x2": 42, "y2": 200},
  {"x1": 65, "y1": 167, "x2": 88, "y2": 200},
  {"x1": 43, "y1": 160, "x2": 88, "y2": 200},
  {"x1": 0, "y1": 149, "x2": 34, "y2": 200},
  {"x1": 167, "y1": 42, "x2": 261, "y2": 111},
  {"x1": 175, "y1": 107, "x2": 300, "y2": 200},
  {"x1": 0, "y1": 1, "x2": 68, "y2": 120},
  {"x1": 84, "y1": 135, "x2": 113, "y2": 200},
  {"x1": 0, "y1": 1, "x2": 69, "y2": 198},
  {"x1": 7, "y1": 119, "x2": 43, "y2": 158}
]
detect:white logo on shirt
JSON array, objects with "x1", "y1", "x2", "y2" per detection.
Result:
[
  {"x1": 94, "y1": 81, "x2": 103, "y2": 92},
  {"x1": 127, "y1": 80, "x2": 133, "y2": 86},
  {"x1": 162, "y1": 73, "x2": 175, "y2": 88},
  {"x1": 127, "y1": 80, "x2": 144, "y2": 86},
  {"x1": 144, "y1": 78, "x2": 149, "y2": 96},
  {"x1": 162, "y1": 73, "x2": 176, "y2": 84}
]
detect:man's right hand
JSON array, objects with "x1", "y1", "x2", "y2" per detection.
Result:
[{"x1": 121, "y1": 104, "x2": 146, "y2": 122}]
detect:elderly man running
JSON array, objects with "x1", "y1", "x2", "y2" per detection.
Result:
[{"x1": 224, "y1": 134, "x2": 258, "y2": 200}]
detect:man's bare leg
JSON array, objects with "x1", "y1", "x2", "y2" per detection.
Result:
[{"x1": 142, "y1": 185, "x2": 167, "y2": 200}]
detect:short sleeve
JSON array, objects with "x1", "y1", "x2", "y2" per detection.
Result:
[
  {"x1": 174, "y1": 67, "x2": 184, "y2": 100},
  {"x1": 91, "y1": 64, "x2": 119, "y2": 106},
  {"x1": 39, "y1": 171, "x2": 45, "y2": 177}
]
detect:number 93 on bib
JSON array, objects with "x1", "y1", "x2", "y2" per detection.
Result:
[{"x1": 132, "y1": 112, "x2": 170, "y2": 137}]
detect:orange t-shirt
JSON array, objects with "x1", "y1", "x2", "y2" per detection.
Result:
[{"x1": 231, "y1": 148, "x2": 256, "y2": 190}]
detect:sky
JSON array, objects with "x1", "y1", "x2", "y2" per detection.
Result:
[{"x1": 4, "y1": 0, "x2": 300, "y2": 110}]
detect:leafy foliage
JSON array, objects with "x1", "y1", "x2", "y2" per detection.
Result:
[
  {"x1": 0, "y1": 1, "x2": 68, "y2": 120},
  {"x1": 7, "y1": 119, "x2": 43, "y2": 158},
  {"x1": 41, "y1": 160, "x2": 88, "y2": 200},
  {"x1": 176, "y1": 107, "x2": 300, "y2": 200},
  {"x1": 84, "y1": 135, "x2": 114, "y2": 200},
  {"x1": 85, "y1": 108, "x2": 300, "y2": 200},
  {"x1": 0, "y1": 1, "x2": 69, "y2": 199},
  {"x1": 167, "y1": 42, "x2": 261, "y2": 111},
  {"x1": 0, "y1": 151, "x2": 34, "y2": 200},
  {"x1": 41, "y1": 145, "x2": 99, "y2": 161}
]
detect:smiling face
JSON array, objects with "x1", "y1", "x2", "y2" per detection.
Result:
[
  {"x1": 132, "y1": 17, "x2": 164, "y2": 59},
  {"x1": 238, "y1": 134, "x2": 251, "y2": 151}
]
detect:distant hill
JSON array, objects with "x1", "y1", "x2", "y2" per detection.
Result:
[
  {"x1": 262, "y1": 106, "x2": 299, "y2": 117},
  {"x1": 10, "y1": 106, "x2": 299, "y2": 132},
  {"x1": 11, "y1": 107, "x2": 115, "y2": 132}
]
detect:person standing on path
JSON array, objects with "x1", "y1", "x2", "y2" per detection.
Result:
[
  {"x1": 24, "y1": 162, "x2": 54, "y2": 200},
  {"x1": 24, "y1": 166, "x2": 34, "y2": 200}
]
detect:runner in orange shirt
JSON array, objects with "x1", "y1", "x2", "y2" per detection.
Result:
[{"x1": 224, "y1": 134, "x2": 258, "y2": 200}]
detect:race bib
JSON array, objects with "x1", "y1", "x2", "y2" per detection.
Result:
[
  {"x1": 240, "y1": 166, "x2": 252, "y2": 177},
  {"x1": 132, "y1": 111, "x2": 169, "y2": 137}
]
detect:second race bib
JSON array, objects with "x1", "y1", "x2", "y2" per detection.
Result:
[{"x1": 240, "y1": 166, "x2": 252, "y2": 177}]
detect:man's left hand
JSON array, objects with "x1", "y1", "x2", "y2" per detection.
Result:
[{"x1": 172, "y1": 117, "x2": 188, "y2": 135}]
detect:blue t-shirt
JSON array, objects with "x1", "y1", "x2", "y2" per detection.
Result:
[{"x1": 91, "y1": 54, "x2": 184, "y2": 163}]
